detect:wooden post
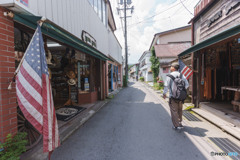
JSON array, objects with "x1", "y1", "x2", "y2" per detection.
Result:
[{"x1": 233, "y1": 91, "x2": 240, "y2": 112}]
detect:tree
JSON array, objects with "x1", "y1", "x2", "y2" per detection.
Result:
[{"x1": 150, "y1": 46, "x2": 160, "y2": 83}]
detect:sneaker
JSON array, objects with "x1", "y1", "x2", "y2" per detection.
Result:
[
  {"x1": 172, "y1": 126, "x2": 181, "y2": 133},
  {"x1": 179, "y1": 122, "x2": 183, "y2": 127}
]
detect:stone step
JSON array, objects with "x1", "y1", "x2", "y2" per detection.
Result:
[{"x1": 192, "y1": 108, "x2": 240, "y2": 140}]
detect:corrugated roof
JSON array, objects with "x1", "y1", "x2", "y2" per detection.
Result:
[{"x1": 154, "y1": 43, "x2": 191, "y2": 58}]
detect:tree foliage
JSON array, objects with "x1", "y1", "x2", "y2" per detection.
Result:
[{"x1": 150, "y1": 46, "x2": 160, "y2": 83}]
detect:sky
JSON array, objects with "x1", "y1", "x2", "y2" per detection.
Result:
[{"x1": 110, "y1": 0, "x2": 200, "y2": 64}]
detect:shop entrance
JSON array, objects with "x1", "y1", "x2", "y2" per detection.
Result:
[
  {"x1": 13, "y1": 21, "x2": 102, "y2": 150},
  {"x1": 198, "y1": 37, "x2": 240, "y2": 116}
]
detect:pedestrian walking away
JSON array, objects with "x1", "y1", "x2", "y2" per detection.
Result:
[{"x1": 163, "y1": 62, "x2": 189, "y2": 132}]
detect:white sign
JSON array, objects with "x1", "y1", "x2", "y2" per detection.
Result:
[{"x1": 82, "y1": 31, "x2": 97, "y2": 48}]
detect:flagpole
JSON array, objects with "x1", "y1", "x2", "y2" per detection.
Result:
[{"x1": 8, "y1": 16, "x2": 46, "y2": 90}]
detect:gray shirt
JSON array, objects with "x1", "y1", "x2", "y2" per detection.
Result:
[{"x1": 163, "y1": 71, "x2": 189, "y2": 98}]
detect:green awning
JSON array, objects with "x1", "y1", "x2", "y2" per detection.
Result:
[
  {"x1": 178, "y1": 23, "x2": 240, "y2": 57},
  {"x1": 13, "y1": 13, "x2": 112, "y2": 61}
]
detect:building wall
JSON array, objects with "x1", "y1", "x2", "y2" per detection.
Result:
[
  {"x1": 158, "y1": 57, "x2": 176, "y2": 82},
  {"x1": 157, "y1": 28, "x2": 191, "y2": 44},
  {"x1": 1, "y1": 0, "x2": 122, "y2": 59},
  {"x1": 108, "y1": 30, "x2": 122, "y2": 63},
  {"x1": 194, "y1": 0, "x2": 240, "y2": 44},
  {"x1": 0, "y1": 7, "x2": 18, "y2": 143}
]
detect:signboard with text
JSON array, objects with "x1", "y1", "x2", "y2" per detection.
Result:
[{"x1": 20, "y1": 0, "x2": 28, "y2": 7}]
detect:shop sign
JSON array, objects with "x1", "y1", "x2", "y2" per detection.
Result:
[
  {"x1": 207, "y1": 0, "x2": 240, "y2": 27},
  {"x1": 207, "y1": 11, "x2": 222, "y2": 27},
  {"x1": 82, "y1": 31, "x2": 97, "y2": 48},
  {"x1": 20, "y1": 0, "x2": 28, "y2": 7},
  {"x1": 225, "y1": 1, "x2": 240, "y2": 15}
]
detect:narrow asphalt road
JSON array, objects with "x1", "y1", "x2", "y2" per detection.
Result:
[{"x1": 51, "y1": 81, "x2": 225, "y2": 160}]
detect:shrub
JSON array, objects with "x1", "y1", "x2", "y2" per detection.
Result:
[
  {"x1": 0, "y1": 132, "x2": 28, "y2": 160},
  {"x1": 153, "y1": 82, "x2": 164, "y2": 90},
  {"x1": 139, "y1": 77, "x2": 144, "y2": 82}
]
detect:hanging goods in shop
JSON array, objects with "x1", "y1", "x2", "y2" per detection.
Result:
[
  {"x1": 7, "y1": 17, "x2": 60, "y2": 156},
  {"x1": 66, "y1": 71, "x2": 76, "y2": 79},
  {"x1": 67, "y1": 78, "x2": 76, "y2": 85},
  {"x1": 46, "y1": 50, "x2": 53, "y2": 65}
]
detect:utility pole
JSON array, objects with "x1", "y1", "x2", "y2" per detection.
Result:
[
  {"x1": 124, "y1": 0, "x2": 128, "y2": 83},
  {"x1": 117, "y1": 0, "x2": 134, "y2": 86}
]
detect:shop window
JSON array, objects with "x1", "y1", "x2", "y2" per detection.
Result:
[
  {"x1": 102, "y1": 0, "x2": 106, "y2": 27},
  {"x1": 98, "y1": 0, "x2": 102, "y2": 20},
  {"x1": 94, "y1": 0, "x2": 98, "y2": 13},
  {"x1": 88, "y1": 0, "x2": 93, "y2": 7}
]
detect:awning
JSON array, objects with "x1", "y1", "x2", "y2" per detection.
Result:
[
  {"x1": 13, "y1": 13, "x2": 112, "y2": 61},
  {"x1": 178, "y1": 23, "x2": 240, "y2": 57}
]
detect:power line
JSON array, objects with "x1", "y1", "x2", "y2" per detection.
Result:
[
  {"x1": 116, "y1": 0, "x2": 188, "y2": 30},
  {"x1": 180, "y1": 0, "x2": 193, "y2": 16},
  {"x1": 128, "y1": 32, "x2": 149, "y2": 46}
]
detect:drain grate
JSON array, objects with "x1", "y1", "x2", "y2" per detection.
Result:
[
  {"x1": 183, "y1": 111, "x2": 202, "y2": 121},
  {"x1": 209, "y1": 138, "x2": 240, "y2": 160}
]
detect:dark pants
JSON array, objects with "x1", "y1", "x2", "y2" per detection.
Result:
[{"x1": 169, "y1": 98, "x2": 183, "y2": 127}]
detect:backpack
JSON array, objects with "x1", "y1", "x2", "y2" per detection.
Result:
[{"x1": 167, "y1": 73, "x2": 187, "y2": 102}]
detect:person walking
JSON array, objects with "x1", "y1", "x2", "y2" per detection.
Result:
[{"x1": 163, "y1": 62, "x2": 189, "y2": 132}]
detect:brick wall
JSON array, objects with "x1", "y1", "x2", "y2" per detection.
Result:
[{"x1": 0, "y1": 7, "x2": 17, "y2": 143}]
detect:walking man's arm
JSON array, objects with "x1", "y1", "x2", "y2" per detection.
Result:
[
  {"x1": 163, "y1": 76, "x2": 171, "y2": 99},
  {"x1": 182, "y1": 75, "x2": 189, "y2": 89}
]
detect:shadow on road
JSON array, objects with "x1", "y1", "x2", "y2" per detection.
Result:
[{"x1": 51, "y1": 81, "x2": 212, "y2": 160}]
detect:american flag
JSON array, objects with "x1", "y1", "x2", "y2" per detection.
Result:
[
  {"x1": 16, "y1": 25, "x2": 60, "y2": 153},
  {"x1": 179, "y1": 59, "x2": 193, "y2": 80}
]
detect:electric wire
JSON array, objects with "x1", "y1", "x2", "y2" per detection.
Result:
[{"x1": 116, "y1": 0, "x2": 188, "y2": 30}]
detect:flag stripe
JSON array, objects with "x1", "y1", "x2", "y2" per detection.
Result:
[
  {"x1": 186, "y1": 69, "x2": 192, "y2": 77},
  {"x1": 18, "y1": 69, "x2": 43, "y2": 106},
  {"x1": 186, "y1": 71, "x2": 193, "y2": 79},
  {"x1": 20, "y1": 63, "x2": 42, "y2": 94},
  {"x1": 46, "y1": 75, "x2": 52, "y2": 151},
  {"x1": 22, "y1": 60, "x2": 42, "y2": 87},
  {"x1": 42, "y1": 74, "x2": 49, "y2": 153},
  {"x1": 16, "y1": 94, "x2": 43, "y2": 133},
  {"x1": 181, "y1": 66, "x2": 188, "y2": 75},
  {"x1": 16, "y1": 77, "x2": 42, "y2": 114},
  {"x1": 184, "y1": 69, "x2": 191, "y2": 78},
  {"x1": 16, "y1": 85, "x2": 43, "y2": 128}
]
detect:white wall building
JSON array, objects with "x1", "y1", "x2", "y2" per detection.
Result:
[
  {"x1": 149, "y1": 25, "x2": 191, "y2": 82},
  {"x1": 138, "y1": 51, "x2": 153, "y2": 82}
]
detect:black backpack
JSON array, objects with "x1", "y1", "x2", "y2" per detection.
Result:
[{"x1": 167, "y1": 73, "x2": 187, "y2": 102}]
